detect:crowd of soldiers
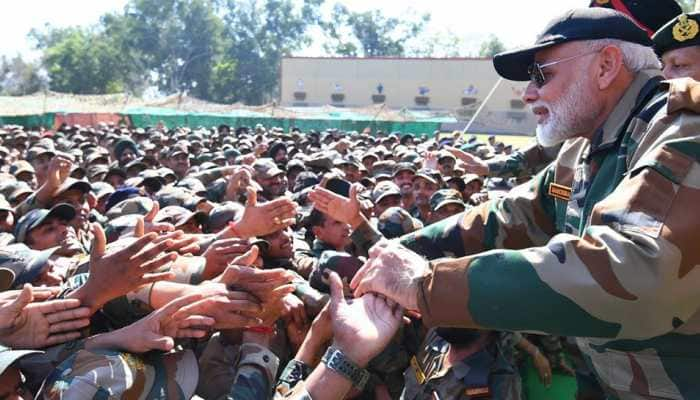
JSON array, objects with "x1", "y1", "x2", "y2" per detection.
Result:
[{"x1": 0, "y1": 0, "x2": 699, "y2": 399}]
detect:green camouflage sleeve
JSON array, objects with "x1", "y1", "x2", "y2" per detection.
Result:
[
  {"x1": 399, "y1": 165, "x2": 558, "y2": 260},
  {"x1": 486, "y1": 142, "x2": 559, "y2": 179},
  {"x1": 220, "y1": 343, "x2": 280, "y2": 400},
  {"x1": 349, "y1": 220, "x2": 385, "y2": 257},
  {"x1": 418, "y1": 111, "x2": 700, "y2": 340}
]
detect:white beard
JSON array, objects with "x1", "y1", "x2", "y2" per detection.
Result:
[{"x1": 533, "y1": 77, "x2": 598, "y2": 147}]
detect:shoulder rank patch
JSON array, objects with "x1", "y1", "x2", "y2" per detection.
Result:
[
  {"x1": 595, "y1": 0, "x2": 609, "y2": 4},
  {"x1": 465, "y1": 387, "x2": 491, "y2": 398},
  {"x1": 673, "y1": 15, "x2": 699, "y2": 43},
  {"x1": 548, "y1": 183, "x2": 572, "y2": 201}
]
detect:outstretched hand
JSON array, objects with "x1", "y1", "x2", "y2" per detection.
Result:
[
  {"x1": 223, "y1": 187, "x2": 298, "y2": 239},
  {"x1": 329, "y1": 271, "x2": 403, "y2": 367},
  {"x1": 309, "y1": 183, "x2": 364, "y2": 228},
  {"x1": 0, "y1": 285, "x2": 91, "y2": 349}
]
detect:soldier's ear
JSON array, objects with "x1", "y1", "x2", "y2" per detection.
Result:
[{"x1": 597, "y1": 45, "x2": 625, "y2": 91}]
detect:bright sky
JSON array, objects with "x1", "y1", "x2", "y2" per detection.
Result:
[{"x1": 0, "y1": 0, "x2": 586, "y2": 60}]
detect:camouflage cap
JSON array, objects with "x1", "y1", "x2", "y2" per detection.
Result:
[
  {"x1": 14, "y1": 204, "x2": 76, "y2": 244},
  {"x1": 91, "y1": 181, "x2": 115, "y2": 201},
  {"x1": 392, "y1": 162, "x2": 416, "y2": 177},
  {"x1": 253, "y1": 158, "x2": 285, "y2": 180},
  {"x1": 309, "y1": 251, "x2": 364, "y2": 293},
  {"x1": 0, "y1": 244, "x2": 58, "y2": 287},
  {"x1": 167, "y1": 144, "x2": 189, "y2": 158},
  {"x1": 429, "y1": 189, "x2": 465, "y2": 212},
  {"x1": 377, "y1": 206, "x2": 424, "y2": 239},
  {"x1": 371, "y1": 181, "x2": 401, "y2": 204},
  {"x1": 26, "y1": 146, "x2": 55, "y2": 162},
  {"x1": 105, "y1": 196, "x2": 154, "y2": 219},
  {"x1": 305, "y1": 152, "x2": 334, "y2": 172},
  {"x1": 55, "y1": 178, "x2": 91, "y2": 198},
  {"x1": 207, "y1": 202, "x2": 244, "y2": 233},
  {"x1": 8, "y1": 182, "x2": 34, "y2": 204},
  {"x1": 104, "y1": 214, "x2": 140, "y2": 242},
  {"x1": 86, "y1": 164, "x2": 109, "y2": 181},
  {"x1": 413, "y1": 168, "x2": 442, "y2": 186},
  {"x1": 157, "y1": 187, "x2": 205, "y2": 211},
  {"x1": 371, "y1": 160, "x2": 397, "y2": 180},
  {"x1": 155, "y1": 206, "x2": 207, "y2": 228},
  {"x1": 0, "y1": 345, "x2": 41, "y2": 376},
  {"x1": 9, "y1": 160, "x2": 35, "y2": 177},
  {"x1": 176, "y1": 178, "x2": 207, "y2": 196}
]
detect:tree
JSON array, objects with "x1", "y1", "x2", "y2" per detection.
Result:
[
  {"x1": 0, "y1": 55, "x2": 47, "y2": 96},
  {"x1": 217, "y1": 0, "x2": 325, "y2": 105},
  {"x1": 479, "y1": 34, "x2": 506, "y2": 58},
  {"x1": 323, "y1": 5, "x2": 430, "y2": 57},
  {"x1": 407, "y1": 29, "x2": 465, "y2": 58},
  {"x1": 30, "y1": 26, "x2": 139, "y2": 94}
]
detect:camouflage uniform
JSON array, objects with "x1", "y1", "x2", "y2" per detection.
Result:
[
  {"x1": 40, "y1": 347, "x2": 200, "y2": 399},
  {"x1": 354, "y1": 74, "x2": 700, "y2": 398},
  {"x1": 406, "y1": 74, "x2": 700, "y2": 399},
  {"x1": 401, "y1": 329, "x2": 521, "y2": 400},
  {"x1": 485, "y1": 142, "x2": 560, "y2": 179}
]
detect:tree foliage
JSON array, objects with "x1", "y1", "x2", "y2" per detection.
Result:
[
  {"x1": 479, "y1": 34, "x2": 506, "y2": 58},
  {"x1": 323, "y1": 5, "x2": 430, "y2": 57},
  {"x1": 0, "y1": 55, "x2": 47, "y2": 96},
  {"x1": 28, "y1": 0, "x2": 437, "y2": 104}
]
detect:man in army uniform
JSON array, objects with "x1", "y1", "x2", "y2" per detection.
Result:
[
  {"x1": 653, "y1": 12, "x2": 700, "y2": 80},
  {"x1": 453, "y1": 0, "x2": 686, "y2": 182},
  {"x1": 309, "y1": 7, "x2": 700, "y2": 399}
]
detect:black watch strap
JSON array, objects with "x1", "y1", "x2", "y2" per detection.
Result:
[{"x1": 321, "y1": 346, "x2": 370, "y2": 390}]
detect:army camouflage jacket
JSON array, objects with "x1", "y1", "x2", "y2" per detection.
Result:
[{"x1": 402, "y1": 73, "x2": 700, "y2": 399}]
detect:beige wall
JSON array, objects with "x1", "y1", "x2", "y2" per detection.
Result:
[{"x1": 280, "y1": 57, "x2": 531, "y2": 113}]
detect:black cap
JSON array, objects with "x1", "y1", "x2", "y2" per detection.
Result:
[
  {"x1": 652, "y1": 12, "x2": 700, "y2": 56},
  {"x1": 494, "y1": 8, "x2": 653, "y2": 81},
  {"x1": 589, "y1": 0, "x2": 683, "y2": 37}
]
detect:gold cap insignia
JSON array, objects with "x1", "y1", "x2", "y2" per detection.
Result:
[
  {"x1": 595, "y1": 0, "x2": 610, "y2": 4},
  {"x1": 673, "y1": 15, "x2": 699, "y2": 43}
]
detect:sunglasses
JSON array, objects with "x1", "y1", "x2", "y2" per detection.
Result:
[{"x1": 527, "y1": 50, "x2": 601, "y2": 88}]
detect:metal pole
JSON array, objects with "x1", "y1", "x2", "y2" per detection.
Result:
[{"x1": 462, "y1": 77, "x2": 503, "y2": 134}]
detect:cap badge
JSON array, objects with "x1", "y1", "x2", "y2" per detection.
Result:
[{"x1": 673, "y1": 14, "x2": 699, "y2": 43}]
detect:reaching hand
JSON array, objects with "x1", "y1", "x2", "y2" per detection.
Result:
[
  {"x1": 46, "y1": 154, "x2": 74, "y2": 190},
  {"x1": 0, "y1": 285, "x2": 91, "y2": 349},
  {"x1": 80, "y1": 223, "x2": 178, "y2": 311},
  {"x1": 350, "y1": 240, "x2": 430, "y2": 312},
  {"x1": 309, "y1": 183, "x2": 363, "y2": 228},
  {"x1": 174, "y1": 290, "x2": 263, "y2": 330},
  {"x1": 225, "y1": 187, "x2": 298, "y2": 238},
  {"x1": 87, "y1": 293, "x2": 216, "y2": 353},
  {"x1": 328, "y1": 271, "x2": 403, "y2": 367},
  {"x1": 445, "y1": 147, "x2": 489, "y2": 176},
  {"x1": 142, "y1": 202, "x2": 175, "y2": 235},
  {"x1": 0, "y1": 285, "x2": 59, "y2": 330},
  {"x1": 203, "y1": 238, "x2": 253, "y2": 277},
  {"x1": 424, "y1": 151, "x2": 439, "y2": 170}
]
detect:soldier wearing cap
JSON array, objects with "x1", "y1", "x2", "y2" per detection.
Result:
[
  {"x1": 410, "y1": 169, "x2": 442, "y2": 223},
  {"x1": 164, "y1": 144, "x2": 190, "y2": 179},
  {"x1": 14, "y1": 204, "x2": 83, "y2": 258},
  {"x1": 428, "y1": 189, "x2": 465, "y2": 224},
  {"x1": 347, "y1": 7, "x2": 700, "y2": 400},
  {"x1": 253, "y1": 158, "x2": 288, "y2": 201},
  {"x1": 653, "y1": 12, "x2": 700, "y2": 80},
  {"x1": 371, "y1": 181, "x2": 403, "y2": 219},
  {"x1": 0, "y1": 345, "x2": 41, "y2": 399},
  {"x1": 0, "y1": 196, "x2": 15, "y2": 242}
]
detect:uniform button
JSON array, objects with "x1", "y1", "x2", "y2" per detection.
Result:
[{"x1": 263, "y1": 355, "x2": 270, "y2": 363}]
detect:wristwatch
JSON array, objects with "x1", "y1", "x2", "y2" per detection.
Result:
[{"x1": 321, "y1": 345, "x2": 370, "y2": 390}]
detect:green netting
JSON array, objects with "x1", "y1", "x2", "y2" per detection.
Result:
[
  {"x1": 124, "y1": 107, "x2": 444, "y2": 136},
  {"x1": 0, "y1": 113, "x2": 56, "y2": 128}
]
